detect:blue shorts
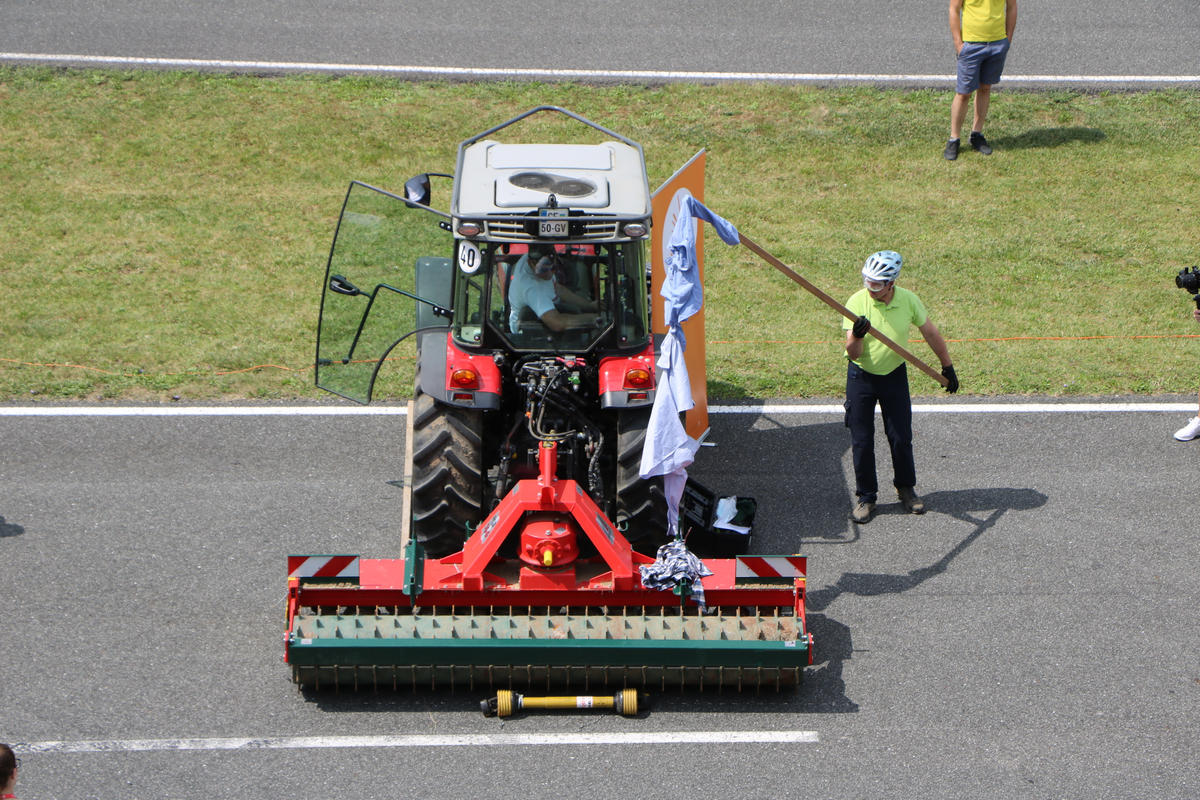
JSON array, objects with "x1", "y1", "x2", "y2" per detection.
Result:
[{"x1": 956, "y1": 38, "x2": 1010, "y2": 94}]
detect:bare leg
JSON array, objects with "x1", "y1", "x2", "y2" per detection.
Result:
[
  {"x1": 950, "y1": 92, "x2": 971, "y2": 139},
  {"x1": 972, "y1": 84, "x2": 993, "y2": 133}
]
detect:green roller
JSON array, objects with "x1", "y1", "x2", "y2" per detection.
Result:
[{"x1": 288, "y1": 606, "x2": 808, "y2": 692}]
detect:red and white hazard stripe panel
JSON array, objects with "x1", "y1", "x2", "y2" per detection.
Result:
[
  {"x1": 287, "y1": 555, "x2": 360, "y2": 579},
  {"x1": 735, "y1": 556, "x2": 806, "y2": 579}
]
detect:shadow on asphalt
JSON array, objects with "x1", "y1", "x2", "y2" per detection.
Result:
[
  {"x1": 298, "y1": 613, "x2": 857, "y2": 715},
  {"x1": 0, "y1": 514, "x2": 25, "y2": 537},
  {"x1": 807, "y1": 487, "x2": 1048, "y2": 611},
  {"x1": 690, "y1": 418, "x2": 854, "y2": 549}
]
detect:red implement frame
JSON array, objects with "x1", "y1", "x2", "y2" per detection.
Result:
[{"x1": 286, "y1": 441, "x2": 810, "y2": 666}]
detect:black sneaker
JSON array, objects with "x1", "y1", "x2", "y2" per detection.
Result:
[
  {"x1": 969, "y1": 132, "x2": 993, "y2": 155},
  {"x1": 943, "y1": 138, "x2": 960, "y2": 161},
  {"x1": 898, "y1": 487, "x2": 926, "y2": 515}
]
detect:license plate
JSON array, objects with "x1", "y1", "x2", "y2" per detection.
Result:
[{"x1": 538, "y1": 207, "x2": 569, "y2": 237}]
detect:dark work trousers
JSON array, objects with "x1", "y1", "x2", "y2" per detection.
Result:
[{"x1": 845, "y1": 362, "x2": 915, "y2": 503}]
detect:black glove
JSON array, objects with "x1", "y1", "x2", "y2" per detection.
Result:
[
  {"x1": 941, "y1": 364, "x2": 959, "y2": 394},
  {"x1": 851, "y1": 315, "x2": 870, "y2": 339}
]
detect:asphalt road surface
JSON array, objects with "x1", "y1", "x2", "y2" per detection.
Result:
[
  {"x1": 3, "y1": 6, "x2": 1197, "y2": 798},
  {"x1": 1, "y1": 0, "x2": 1198, "y2": 86},
  {"x1": 2, "y1": 403, "x2": 1197, "y2": 799}
]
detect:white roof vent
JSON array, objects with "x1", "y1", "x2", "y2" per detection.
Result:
[
  {"x1": 508, "y1": 171, "x2": 598, "y2": 197},
  {"x1": 497, "y1": 170, "x2": 607, "y2": 208}
]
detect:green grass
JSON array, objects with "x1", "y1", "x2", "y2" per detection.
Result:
[{"x1": 2, "y1": 68, "x2": 1198, "y2": 401}]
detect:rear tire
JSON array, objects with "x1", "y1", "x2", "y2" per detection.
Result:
[
  {"x1": 410, "y1": 390, "x2": 485, "y2": 557},
  {"x1": 616, "y1": 407, "x2": 669, "y2": 554}
]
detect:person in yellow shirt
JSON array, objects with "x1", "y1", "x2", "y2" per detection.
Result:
[{"x1": 945, "y1": 0, "x2": 1018, "y2": 160}]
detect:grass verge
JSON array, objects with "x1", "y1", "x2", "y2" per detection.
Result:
[{"x1": 2, "y1": 68, "x2": 1198, "y2": 401}]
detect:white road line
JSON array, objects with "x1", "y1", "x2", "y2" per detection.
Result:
[
  {"x1": 0, "y1": 405, "x2": 408, "y2": 416},
  {"x1": 714, "y1": 403, "x2": 1197, "y2": 414},
  {"x1": 19, "y1": 730, "x2": 819, "y2": 754},
  {"x1": 0, "y1": 403, "x2": 1193, "y2": 416},
  {"x1": 1, "y1": 52, "x2": 1197, "y2": 85}
]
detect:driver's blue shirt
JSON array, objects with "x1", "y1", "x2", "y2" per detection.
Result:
[{"x1": 508, "y1": 255, "x2": 558, "y2": 333}]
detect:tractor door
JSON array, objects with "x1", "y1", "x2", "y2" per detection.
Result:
[{"x1": 315, "y1": 180, "x2": 451, "y2": 403}]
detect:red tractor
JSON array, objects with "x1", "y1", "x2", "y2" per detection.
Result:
[
  {"x1": 316, "y1": 106, "x2": 666, "y2": 557},
  {"x1": 292, "y1": 107, "x2": 809, "y2": 692}
]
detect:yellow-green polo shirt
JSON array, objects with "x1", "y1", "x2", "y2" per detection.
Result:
[{"x1": 842, "y1": 286, "x2": 928, "y2": 375}]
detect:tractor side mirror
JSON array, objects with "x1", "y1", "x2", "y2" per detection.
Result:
[
  {"x1": 404, "y1": 174, "x2": 432, "y2": 208},
  {"x1": 329, "y1": 274, "x2": 364, "y2": 297}
]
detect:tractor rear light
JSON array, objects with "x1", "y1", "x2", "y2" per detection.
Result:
[
  {"x1": 624, "y1": 368, "x2": 651, "y2": 389},
  {"x1": 622, "y1": 222, "x2": 647, "y2": 238},
  {"x1": 457, "y1": 221, "x2": 482, "y2": 236},
  {"x1": 450, "y1": 368, "x2": 479, "y2": 389},
  {"x1": 452, "y1": 392, "x2": 474, "y2": 402},
  {"x1": 628, "y1": 392, "x2": 648, "y2": 401}
]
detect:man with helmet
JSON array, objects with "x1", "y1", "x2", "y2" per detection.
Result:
[{"x1": 843, "y1": 250, "x2": 959, "y2": 524}]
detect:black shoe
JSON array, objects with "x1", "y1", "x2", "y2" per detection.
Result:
[
  {"x1": 943, "y1": 139, "x2": 960, "y2": 161},
  {"x1": 897, "y1": 487, "x2": 926, "y2": 515},
  {"x1": 969, "y1": 132, "x2": 992, "y2": 155}
]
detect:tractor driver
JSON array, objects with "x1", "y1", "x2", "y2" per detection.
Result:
[{"x1": 507, "y1": 246, "x2": 600, "y2": 334}]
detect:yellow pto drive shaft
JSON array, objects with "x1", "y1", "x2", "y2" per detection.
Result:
[{"x1": 482, "y1": 689, "x2": 640, "y2": 718}]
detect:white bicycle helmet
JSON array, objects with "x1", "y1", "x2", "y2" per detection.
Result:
[{"x1": 862, "y1": 250, "x2": 902, "y2": 283}]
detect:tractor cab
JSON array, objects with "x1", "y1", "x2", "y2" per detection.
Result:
[{"x1": 315, "y1": 106, "x2": 654, "y2": 404}]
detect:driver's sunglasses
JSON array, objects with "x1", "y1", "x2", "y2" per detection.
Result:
[{"x1": 864, "y1": 278, "x2": 893, "y2": 291}]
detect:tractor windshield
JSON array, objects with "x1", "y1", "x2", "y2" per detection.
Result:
[{"x1": 453, "y1": 241, "x2": 650, "y2": 353}]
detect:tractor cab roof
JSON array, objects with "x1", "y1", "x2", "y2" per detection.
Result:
[
  {"x1": 455, "y1": 140, "x2": 650, "y2": 217},
  {"x1": 451, "y1": 107, "x2": 652, "y2": 241}
]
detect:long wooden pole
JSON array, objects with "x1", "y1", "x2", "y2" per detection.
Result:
[{"x1": 738, "y1": 234, "x2": 949, "y2": 388}]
